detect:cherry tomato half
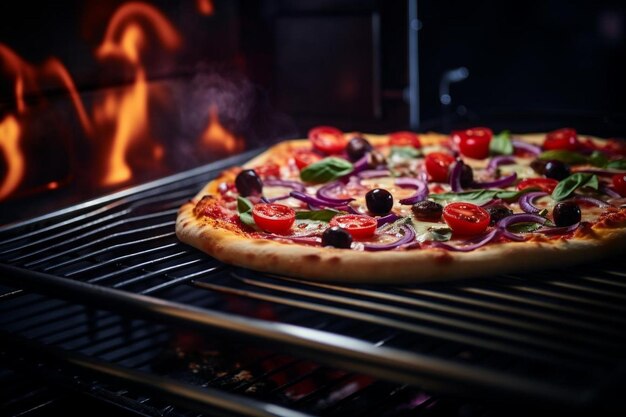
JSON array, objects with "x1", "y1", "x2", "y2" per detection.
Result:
[
  {"x1": 389, "y1": 131, "x2": 421, "y2": 148},
  {"x1": 443, "y1": 202, "x2": 491, "y2": 235},
  {"x1": 308, "y1": 126, "x2": 347, "y2": 154},
  {"x1": 252, "y1": 203, "x2": 296, "y2": 234},
  {"x1": 543, "y1": 128, "x2": 580, "y2": 151},
  {"x1": 612, "y1": 173, "x2": 626, "y2": 197},
  {"x1": 453, "y1": 127, "x2": 493, "y2": 159},
  {"x1": 254, "y1": 163, "x2": 280, "y2": 179},
  {"x1": 517, "y1": 178, "x2": 560, "y2": 194},
  {"x1": 329, "y1": 214, "x2": 377, "y2": 239},
  {"x1": 425, "y1": 152, "x2": 455, "y2": 182},
  {"x1": 293, "y1": 150, "x2": 322, "y2": 170}
]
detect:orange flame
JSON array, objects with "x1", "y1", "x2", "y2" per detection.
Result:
[
  {"x1": 201, "y1": 104, "x2": 244, "y2": 154},
  {"x1": 196, "y1": 0, "x2": 215, "y2": 16},
  {"x1": 0, "y1": 115, "x2": 24, "y2": 200},
  {"x1": 94, "y1": 3, "x2": 181, "y2": 186},
  {"x1": 0, "y1": 44, "x2": 36, "y2": 114}
]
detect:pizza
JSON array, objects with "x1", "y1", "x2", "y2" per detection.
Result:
[{"x1": 176, "y1": 126, "x2": 626, "y2": 283}]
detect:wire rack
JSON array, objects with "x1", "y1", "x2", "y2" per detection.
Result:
[{"x1": 0, "y1": 149, "x2": 625, "y2": 416}]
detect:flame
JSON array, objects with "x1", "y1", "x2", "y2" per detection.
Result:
[
  {"x1": 201, "y1": 105, "x2": 244, "y2": 154},
  {"x1": 0, "y1": 115, "x2": 24, "y2": 200},
  {"x1": 0, "y1": 44, "x2": 36, "y2": 114},
  {"x1": 196, "y1": 0, "x2": 215, "y2": 16},
  {"x1": 94, "y1": 3, "x2": 181, "y2": 186}
]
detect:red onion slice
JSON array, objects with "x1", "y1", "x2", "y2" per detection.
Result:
[
  {"x1": 351, "y1": 154, "x2": 369, "y2": 174},
  {"x1": 363, "y1": 225, "x2": 416, "y2": 251},
  {"x1": 536, "y1": 222, "x2": 580, "y2": 235},
  {"x1": 575, "y1": 168, "x2": 626, "y2": 176},
  {"x1": 569, "y1": 195, "x2": 611, "y2": 208},
  {"x1": 487, "y1": 155, "x2": 516, "y2": 172},
  {"x1": 316, "y1": 181, "x2": 354, "y2": 204},
  {"x1": 358, "y1": 169, "x2": 391, "y2": 179},
  {"x1": 265, "y1": 194, "x2": 291, "y2": 203},
  {"x1": 511, "y1": 140, "x2": 541, "y2": 156},
  {"x1": 449, "y1": 160, "x2": 464, "y2": 192},
  {"x1": 472, "y1": 172, "x2": 518, "y2": 189},
  {"x1": 376, "y1": 213, "x2": 400, "y2": 227},
  {"x1": 430, "y1": 228, "x2": 500, "y2": 252},
  {"x1": 395, "y1": 178, "x2": 428, "y2": 205},
  {"x1": 496, "y1": 213, "x2": 547, "y2": 241},
  {"x1": 263, "y1": 179, "x2": 306, "y2": 192},
  {"x1": 289, "y1": 191, "x2": 349, "y2": 208},
  {"x1": 600, "y1": 184, "x2": 621, "y2": 199},
  {"x1": 519, "y1": 191, "x2": 548, "y2": 214}
]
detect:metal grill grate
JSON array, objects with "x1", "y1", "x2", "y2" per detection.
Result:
[{"x1": 0, "y1": 149, "x2": 625, "y2": 415}]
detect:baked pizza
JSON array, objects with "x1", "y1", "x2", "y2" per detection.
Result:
[{"x1": 176, "y1": 126, "x2": 626, "y2": 283}]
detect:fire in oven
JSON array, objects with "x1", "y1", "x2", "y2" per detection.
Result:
[{"x1": 1, "y1": 1, "x2": 626, "y2": 416}]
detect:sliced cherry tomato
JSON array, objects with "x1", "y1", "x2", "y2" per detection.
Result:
[
  {"x1": 517, "y1": 178, "x2": 560, "y2": 193},
  {"x1": 612, "y1": 173, "x2": 626, "y2": 197},
  {"x1": 254, "y1": 163, "x2": 280, "y2": 179},
  {"x1": 543, "y1": 128, "x2": 580, "y2": 151},
  {"x1": 329, "y1": 214, "x2": 377, "y2": 239},
  {"x1": 453, "y1": 127, "x2": 493, "y2": 159},
  {"x1": 389, "y1": 131, "x2": 421, "y2": 148},
  {"x1": 308, "y1": 126, "x2": 347, "y2": 154},
  {"x1": 293, "y1": 150, "x2": 322, "y2": 170},
  {"x1": 443, "y1": 202, "x2": 491, "y2": 235},
  {"x1": 425, "y1": 152, "x2": 455, "y2": 182},
  {"x1": 252, "y1": 203, "x2": 295, "y2": 234}
]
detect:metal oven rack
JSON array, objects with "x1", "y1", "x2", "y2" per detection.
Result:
[{"x1": 1, "y1": 149, "x2": 625, "y2": 416}]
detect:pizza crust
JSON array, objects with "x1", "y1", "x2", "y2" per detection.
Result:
[{"x1": 176, "y1": 133, "x2": 626, "y2": 284}]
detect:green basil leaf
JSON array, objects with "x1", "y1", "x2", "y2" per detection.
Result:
[
  {"x1": 390, "y1": 146, "x2": 421, "y2": 160},
  {"x1": 295, "y1": 209, "x2": 342, "y2": 222},
  {"x1": 489, "y1": 130, "x2": 513, "y2": 156},
  {"x1": 507, "y1": 222, "x2": 542, "y2": 233},
  {"x1": 425, "y1": 227, "x2": 452, "y2": 242},
  {"x1": 300, "y1": 157, "x2": 353, "y2": 183},
  {"x1": 538, "y1": 150, "x2": 589, "y2": 165},
  {"x1": 588, "y1": 151, "x2": 609, "y2": 167},
  {"x1": 237, "y1": 196, "x2": 258, "y2": 229},
  {"x1": 606, "y1": 160, "x2": 626, "y2": 170},
  {"x1": 430, "y1": 188, "x2": 535, "y2": 206},
  {"x1": 551, "y1": 173, "x2": 599, "y2": 201}
]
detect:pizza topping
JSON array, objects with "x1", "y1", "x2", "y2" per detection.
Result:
[
  {"x1": 472, "y1": 172, "x2": 518, "y2": 189},
  {"x1": 367, "y1": 150, "x2": 388, "y2": 169},
  {"x1": 365, "y1": 188, "x2": 394, "y2": 215},
  {"x1": 395, "y1": 178, "x2": 428, "y2": 205},
  {"x1": 329, "y1": 214, "x2": 377, "y2": 239},
  {"x1": 300, "y1": 157, "x2": 353, "y2": 183},
  {"x1": 552, "y1": 201, "x2": 581, "y2": 227},
  {"x1": 544, "y1": 160, "x2": 571, "y2": 181},
  {"x1": 252, "y1": 203, "x2": 296, "y2": 234},
  {"x1": 236, "y1": 196, "x2": 258, "y2": 229},
  {"x1": 346, "y1": 136, "x2": 373, "y2": 161},
  {"x1": 485, "y1": 204, "x2": 514, "y2": 225},
  {"x1": 536, "y1": 222, "x2": 581, "y2": 235},
  {"x1": 519, "y1": 191, "x2": 549, "y2": 214},
  {"x1": 389, "y1": 131, "x2": 421, "y2": 148},
  {"x1": 425, "y1": 152, "x2": 455, "y2": 182},
  {"x1": 442, "y1": 202, "x2": 491, "y2": 235},
  {"x1": 289, "y1": 190, "x2": 349, "y2": 208},
  {"x1": 512, "y1": 139, "x2": 542, "y2": 156},
  {"x1": 543, "y1": 128, "x2": 580, "y2": 151},
  {"x1": 316, "y1": 181, "x2": 355, "y2": 204},
  {"x1": 454, "y1": 127, "x2": 493, "y2": 159},
  {"x1": 569, "y1": 195, "x2": 610, "y2": 208},
  {"x1": 358, "y1": 169, "x2": 391, "y2": 179},
  {"x1": 254, "y1": 163, "x2": 281, "y2": 179},
  {"x1": 293, "y1": 150, "x2": 322, "y2": 170},
  {"x1": 309, "y1": 126, "x2": 347, "y2": 154},
  {"x1": 487, "y1": 155, "x2": 516, "y2": 172},
  {"x1": 430, "y1": 228, "x2": 500, "y2": 252},
  {"x1": 517, "y1": 178, "x2": 559, "y2": 193},
  {"x1": 449, "y1": 160, "x2": 465, "y2": 192},
  {"x1": 488, "y1": 130, "x2": 514, "y2": 156},
  {"x1": 235, "y1": 169, "x2": 263, "y2": 197},
  {"x1": 551, "y1": 173, "x2": 599, "y2": 201},
  {"x1": 363, "y1": 224, "x2": 416, "y2": 251},
  {"x1": 295, "y1": 209, "x2": 343, "y2": 222},
  {"x1": 497, "y1": 213, "x2": 548, "y2": 241},
  {"x1": 376, "y1": 212, "x2": 401, "y2": 227},
  {"x1": 612, "y1": 173, "x2": 626, "y2": 196},
  {"x1": 411, "y1": 200, "x2": 443, "y2": 221},
  {"x1": 321, "y1": 226, "x2": 353, "y2": 248}
]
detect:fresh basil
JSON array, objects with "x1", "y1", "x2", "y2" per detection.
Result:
[
  {"x1": 538, "y1": 150, "x2": 588, "y2": 165},
  {"x1": 588, "y1": 151, "x2": 609, "y2": 167},
  {"x1": 606, "y1": 160, "x2": 626, "y2": 170},
  {"x1": 489, "y1": 130, "x2": 513, "y2": 156},
  {"x1": 390, "y1": 146, "x2": 421, "y2": 160},
  {"x1": 507, "y1": 222, "x2": 542, "y2": 233},
  {"x1": 551, "y1": 173, "x2": 599, "y2": 201},
  {"x1": 425, "y1": 227, "x2": 452, "y2": 242},
  {"x1": 430, "y1": 188, "x2": 535, "y2": 206},
  {"x1": 295, "y1": 209, "x2": 342, "y2": 222},
  {"x1": 236, "y1": 196, "x2": 257, "y2": 229},
  {"x1": 300, "y1": 157, "x2": 353, "y2": 183}
]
